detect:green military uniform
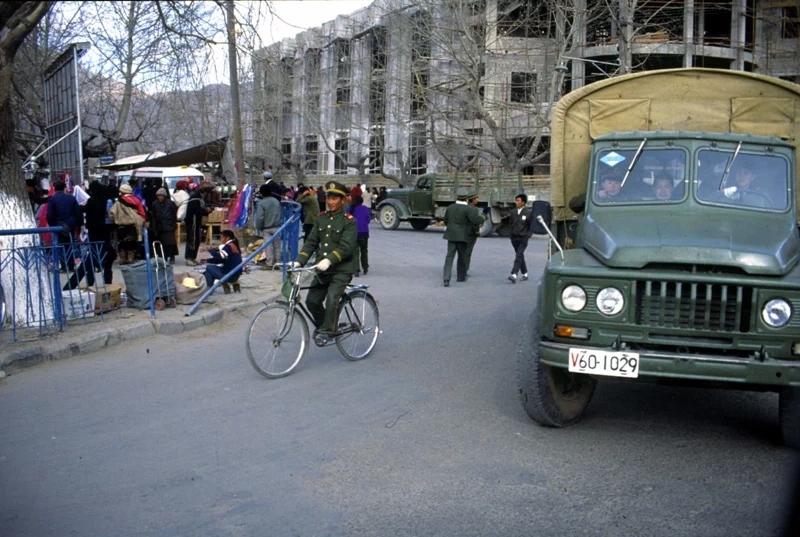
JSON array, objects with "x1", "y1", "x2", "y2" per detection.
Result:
[
  {"x1": 297, "y1": 181, "x2": 358, "y2": 334},
  {"x1": 443, "y1": 188, "x2": 485, "y2": 285},
  {"x1": 464, "y1": 193, "x2": 484, "y2": 275}
]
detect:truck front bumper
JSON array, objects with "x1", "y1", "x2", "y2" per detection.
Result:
[{"x1": 539, "y1": 341, "x2": 800, "y2": 388}]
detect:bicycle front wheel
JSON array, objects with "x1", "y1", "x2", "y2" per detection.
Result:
[
  {"x1": 247, "y1": 302, "x2": 309, "y2": 378},
  {"x1": 336, "y1": 291, "x2": 380, "y2": 361}
]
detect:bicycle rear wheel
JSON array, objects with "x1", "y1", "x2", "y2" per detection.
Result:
[
  {"x1": 335, "y1": 291, "x2": 380, "y2": 361},
  {"x1": 247, "y1": 302, "x2": 309, "y2": 378}
]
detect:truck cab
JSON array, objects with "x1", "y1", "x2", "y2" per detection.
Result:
[{"x1": 519, "y1": 69, "x2": 800, "y2": 448}]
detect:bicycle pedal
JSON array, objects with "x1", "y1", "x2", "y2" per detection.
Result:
[{"x1": 313, "y1": 333, "x2": 331, "y2": 347}]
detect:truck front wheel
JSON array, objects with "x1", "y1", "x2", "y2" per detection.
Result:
[
  {"x1": 478, "y1": 215, "x2": 494, "y2": 237},
  {"x1": 379, "y1": 205, "x2": 400, "y2": 230},
  {"x1": 517, "y1": 310, "x2": 596, "y2": 427},
  {"x1": 779, "y1": 387, "x2": 800, "y2": 448}
]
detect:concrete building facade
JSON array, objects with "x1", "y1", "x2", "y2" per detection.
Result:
[{"x1": 249, "y1": 0, "x2": 800, "y2": 184}]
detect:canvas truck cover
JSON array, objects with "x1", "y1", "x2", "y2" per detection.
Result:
[{"x1": 550, "y1": 68, "x2": 800, "y2": 221}]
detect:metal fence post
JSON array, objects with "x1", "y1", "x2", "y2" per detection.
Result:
[{"x1": 143, "y1": 228, "x2": 156, "y2": 319}]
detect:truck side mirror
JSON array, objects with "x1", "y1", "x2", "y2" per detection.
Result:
[{"x1": 530, "y1": 201, "x2": 552, "y2": 235}]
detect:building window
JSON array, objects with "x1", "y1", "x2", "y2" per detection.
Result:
[
  {"x1": 371, "y1": 27, "x2": 387, "y2": 72},
  {"x1": 408, "y1": 126, "x2": 427, "y2": 176},
  {"x1": 411, "y1": 13, "x2": 432, "y2": 64},
  {"x1": 370, "y1": 80, "x2": 386, "y2": 124},
  {"x1": 305, "y1": 49, "x2": 321, "y2": 88},
  {"x1": 784, "y1": 7, "x2": 800, "y2": 39},
  {"x1": 334, "y1": 138, "x2": 348, "y2": 175},
  {"x1": 304, "y1": 137, "x2": 318, "y2": 173},
  {"x1": 497, "y1": 1, "x2": 553, "y2": 38},
  {"x1": 411, "y1": 71, "x2": 429, "y2": 119},
  {"x1": 510, "y1": 72, "x2": 536, "y2": 103},
  {"x1": 336, "y1": 86, "x2": 351, "y2": 105},
  {"x1": 335, "y1": 39, "x2": 351, "y2": 81},
  {"x1": 369, "y1": 132, "x2": 384, "y2": 174},
  {"x1": 281, "y1": 138, "x2": 292, "y2": 169}
]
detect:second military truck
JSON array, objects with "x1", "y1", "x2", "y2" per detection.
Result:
[{"x1": 376, "y1": 173, "x2": 546, "y2": 237}]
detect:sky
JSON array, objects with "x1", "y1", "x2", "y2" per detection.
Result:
[{"x1": 208, "y1": 0, "x2": 374, "y2": 85}]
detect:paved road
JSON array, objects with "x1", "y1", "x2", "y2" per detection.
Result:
[{"x1": 1, "y1": 224, "x2": 797, "y2": 537}]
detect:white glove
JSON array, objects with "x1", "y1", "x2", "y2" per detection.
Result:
[
  {"x1": 291, "y1": 261, "x2": 301, "y2": 268},
  {"x1": 315, "y1": 258, "x2": 332, "y2": 272},
  {"x1": 723, "y1": 186, "x2": 738, "y2": 198}
]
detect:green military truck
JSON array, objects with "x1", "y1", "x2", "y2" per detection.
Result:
[
  {"x1": 518, "y1": 68, "x2": 800, "y2": 447},
  {"x1": 376, "y1": 173, "x2": 546, "y2": 237}
]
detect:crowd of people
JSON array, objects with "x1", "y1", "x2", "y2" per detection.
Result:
[
  {"x1": 253, "y1": 172, "x2": 380, "y2": 278},
  {"x1": 31, "y1": 176, "x2": 225, "y2": 289}
]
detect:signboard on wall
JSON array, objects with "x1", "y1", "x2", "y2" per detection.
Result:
[{"x1": 43, "y1": 42, "x2": 90, "y2": 185}]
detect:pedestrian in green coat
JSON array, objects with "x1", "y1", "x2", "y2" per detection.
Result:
[
  {"x1": 464, "y1": 192, "x2": 484, "y2": 276},
  {"x1": 442, "y1": 188, "x2": 484, "y2": 286}
]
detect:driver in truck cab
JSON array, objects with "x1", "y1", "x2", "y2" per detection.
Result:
[{"x1": 722, "y1": 165, "x2": 757, "y2": 202}]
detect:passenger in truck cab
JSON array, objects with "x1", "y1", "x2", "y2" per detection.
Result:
[{"x1": 596, "y1": 171, "x2": 625, "y2": 200}]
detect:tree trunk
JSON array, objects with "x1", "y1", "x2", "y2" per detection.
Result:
[
  {"x1": 0, "y1": 1, "x2": 54, "y2": 325},
  {"x1": 226, "y1": 0, "x2": 246, "y2": 189}
]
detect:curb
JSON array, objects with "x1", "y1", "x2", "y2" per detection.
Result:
[{"x1": 0, "y1": 293, "x2": 280, "y2": 375}]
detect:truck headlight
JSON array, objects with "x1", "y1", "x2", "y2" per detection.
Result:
[
  {"x1": 561, "y1": 285, "x2": 586, "y2": 312},
  {"x1": 762, "y1": 298, "x2": 792, "y2": 328},
  {"x1": 596, "y1": 287, "x2": 625, "y2": 316}
]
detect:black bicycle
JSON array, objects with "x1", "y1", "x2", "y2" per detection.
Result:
[{"x1": 246, "y1": 266, "x2": 380, "y2": 378}]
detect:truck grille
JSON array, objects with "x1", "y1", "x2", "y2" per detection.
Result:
[{"x1": 635, "y1": 280, "x2": 752, "y2": 332}]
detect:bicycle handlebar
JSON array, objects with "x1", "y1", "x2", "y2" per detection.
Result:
[{"x1": 286, "y1": 265, "x2": 319, "y2": 274}]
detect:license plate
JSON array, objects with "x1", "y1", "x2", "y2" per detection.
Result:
[{"x1": 568, "y1": 348, "x2": 640, "y2": 378}]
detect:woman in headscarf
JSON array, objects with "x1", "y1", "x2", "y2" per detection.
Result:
[
  {"x1": 150, "y1": 188, "x2": 179, "y2": 264},
  {"x1": 108, "y1": 184, "x2": 146, "y2": 264},
  {"x1": 83, "y1": 181, "x2": 116, "y2": 283}
]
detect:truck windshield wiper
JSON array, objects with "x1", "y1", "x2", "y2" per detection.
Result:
[
  {"x1": 621, "y1": 138, "x2": 647, "y2": 188},
  {"x1": 718, "y1": 141, "x2": 742, "y2": 190}
]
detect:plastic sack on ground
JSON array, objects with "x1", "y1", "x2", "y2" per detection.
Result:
[
  {"x1": 173, "y1": 271, "x2": 207, "y2": 305},
  {"x1": 120, "y1": 259, "x2": 176, "y2": 309}
]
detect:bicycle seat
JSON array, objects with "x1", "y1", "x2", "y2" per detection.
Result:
[{"x1": 346, "y1": 283, "x2": 369, "y2": 290}]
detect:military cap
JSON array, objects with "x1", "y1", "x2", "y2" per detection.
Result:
[
  {"x1": 325, "y1": 180, "x2": 348, "y2": 197},
  {"x1": 465, "y1": 189, "x2": 478, "y2": 200},
  {"x1": 456, "y1": 187, "x2": 471, "y2": 200}
]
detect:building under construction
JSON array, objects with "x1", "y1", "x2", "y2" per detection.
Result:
[{"x1": 250, "y1": 0, "x2": 800, "y2": 184}]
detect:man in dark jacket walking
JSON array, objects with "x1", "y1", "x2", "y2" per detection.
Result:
[
  {"x1": 46, "y1": 181, "x2": 83, "y2": 277},
  {"x1": 184, "y1": 187, "x2": 209, "y2": 266},
  {"x1": 507, "y1": 193, "x2": 532, "y2": 283},
  {"x1": 442, "y1": 188, "x2": 484, "y2": 287}
]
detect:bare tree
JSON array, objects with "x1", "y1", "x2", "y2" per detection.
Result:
[
  {"x1": 0, "y1": 1, "x2": 52, "y2": 325},
  {"x1": 78, "y1": 1, "x2": 218, "y2": 158}
]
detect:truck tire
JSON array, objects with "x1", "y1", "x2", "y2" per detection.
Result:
[
  {"x1": 517, "y1": 309, "x2": 596, "y2": 427},
  {"x1": 478, "y1": 215, "x2": 494, "y2": 237},
  {"x1": 379, "y1": 205, "x2": 400, "y2": 230},
  {"x1": 410, "y1": 219, "x2": 429, "y2": 231},
  {"x1": 495, "y1": 221, "x2": 512, "y2": 237},
  {"x1": 779, "y1": 387, "x2": 800, "y2": 448}
]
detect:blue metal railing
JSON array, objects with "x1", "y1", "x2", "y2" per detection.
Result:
[
  {"x1": 0, "y1": 227, "x2": 64, "y2": 340},
  {"x1": 142, "y1": 228, "x2": 156, "y2": 318},
  {"x1": 185, "y1": 200, "x2": 302, "y2": 316}
]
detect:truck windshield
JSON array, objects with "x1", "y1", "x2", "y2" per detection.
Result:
[
  {"x1": 593, "y1": 148, "x2": 686, "y2": 204},
  {"x1": 696, "y1": 150, "x2": 790, "y2": 211}
]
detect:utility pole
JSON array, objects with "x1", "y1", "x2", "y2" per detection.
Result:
[{"x1": 226, "y1": 0, "x2": 246, "y2": 187}]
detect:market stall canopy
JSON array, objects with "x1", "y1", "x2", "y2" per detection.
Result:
[{"x1": 100, "y1": 137, "x2": 229, "y2": 171}]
